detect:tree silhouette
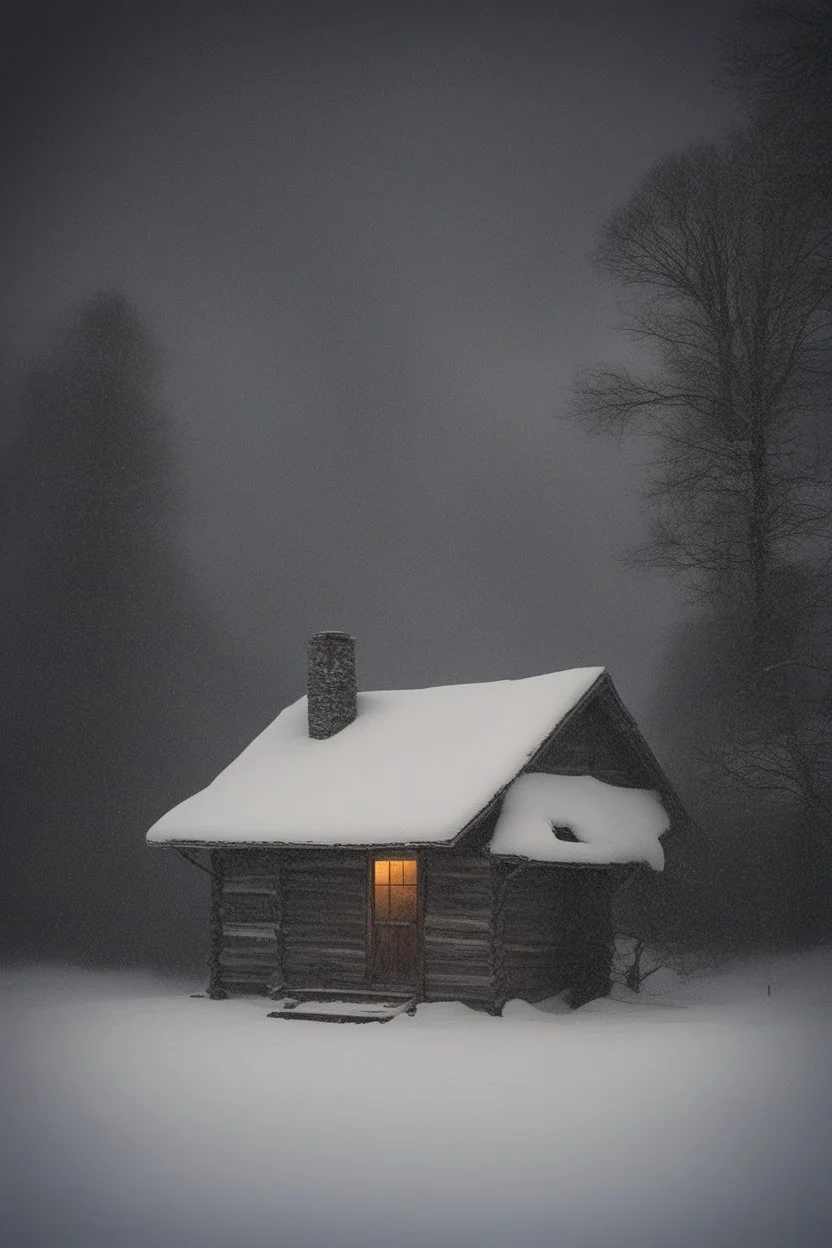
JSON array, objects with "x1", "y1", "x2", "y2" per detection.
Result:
[
  {"x1": 574, "y1": 125, "x2": 832, "y2": 944},
  {"x1": 2, "y1": 291, "x2": 275, "y2": 967},
  {"x1": 725, "y1": 2, "x2": 832, "y2": 147}
]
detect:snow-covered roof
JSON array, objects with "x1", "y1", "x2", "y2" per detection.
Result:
[
  {"x1": 147, "y1": 667, "x2": 604, "y2": 846},
  {"x1": 489, "y1": 773, "x2": 668, "y2": 870}
]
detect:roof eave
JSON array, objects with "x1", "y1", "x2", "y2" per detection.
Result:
[
  {"x1": 147, "y1": 837, "x2": 459, "y2": 852},
  {"x1": 147, "y1": 667, "x2": 694, "y2": 853}
]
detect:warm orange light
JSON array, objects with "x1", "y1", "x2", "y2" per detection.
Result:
[
  {"x1": 374, "y1": 885, "x2": 390, "y2": 918},
  {"x1": 374, "y1": 858, "x2": 415, "y2": 881},
  {"x1": 373, "y1": 859, "x2": 417, "y2": 922}
]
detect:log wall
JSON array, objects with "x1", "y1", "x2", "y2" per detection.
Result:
[
  {"x1": 216, "y1": 849, "x2": 279, "y2": 995},
  {"x1": 210, "y1": 818, "x2": 614, "y2": 1009},
  {"x1": 497, "y1": 865, "x2": 571, "y2": 1003},
  {"x1": 214, "y1": 848, "x2": 369, "y2": 996},
  {"x1": 423, "y1": 855, "x2": 495, "y2": 1006},
  {"x1": 281, "y1": 850, "x2": 367, "y2": 990}
]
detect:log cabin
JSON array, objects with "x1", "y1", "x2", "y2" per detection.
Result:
[{"x1": 147, "y1": 632, "x2": 683, "y2": 1018}]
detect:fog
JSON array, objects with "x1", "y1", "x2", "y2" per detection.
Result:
[
  {"x1": 4, "y1": 10, "x2": 831, "y2": 1247},
  {"x1": 3, "y1": 0, "x2": 738, "y2": 701},
  {"x1": 2, "y1": 0, "x2": 751, "y2": 970}
]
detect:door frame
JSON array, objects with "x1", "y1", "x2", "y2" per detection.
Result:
[{"x1": 365, "y1": 851, "x2": 425, "y2": 996}]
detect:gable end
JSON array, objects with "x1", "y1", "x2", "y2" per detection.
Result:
[{"x1": 453, "y1": 672, "x2": 686, "y2": 852}]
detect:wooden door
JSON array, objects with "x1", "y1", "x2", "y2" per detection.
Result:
[{"x1": 370, "y1": 858, "x2": 418, "y2": 988}]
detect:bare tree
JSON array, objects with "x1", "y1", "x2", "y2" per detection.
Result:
[
  {"x1": 723, "y1": 1, "x2": 832, "y2": 464},
  {"x1": 577, "y1": 133, "x2": 830, "y2": 648},
  {"x1": 574, "y1": 126, "x2": 832, "y2": 941}
]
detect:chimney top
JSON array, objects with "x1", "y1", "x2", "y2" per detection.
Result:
[{"x1": 307, "y1": 632, "x2": 357, "y2": 740}]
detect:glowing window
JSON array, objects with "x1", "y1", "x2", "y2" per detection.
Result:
[{"x1": 373, "y1": 859, "x2": 417, "y2": 922}]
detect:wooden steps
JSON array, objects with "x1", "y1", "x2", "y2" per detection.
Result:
[{"x1": 267, "y1": 990, "x2": 416, "y2": 1024}]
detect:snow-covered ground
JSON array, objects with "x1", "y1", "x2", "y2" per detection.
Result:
[{"x1": 3, "y1": 953, "x2": 832, "y2": 1248}]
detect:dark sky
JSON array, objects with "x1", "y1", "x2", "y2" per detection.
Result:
[{"x1": 3, "y1": 0, "x2": 741, "y2": 729}]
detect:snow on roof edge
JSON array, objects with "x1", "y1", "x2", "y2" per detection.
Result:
[
  {"x1": 147, "y1": 666, "x2": 607, "y2": 847},
  {"x1": 488, "y1": 773, "x2": 669, "y2": 869}
]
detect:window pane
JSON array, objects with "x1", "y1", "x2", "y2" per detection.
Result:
[
  {"x1": 389, "y1": 860, "x2": 403, "y2": 885},
  {"x1": 374, "y1": 885, "x2": 390, "y2": 919},
  {"x1": 402, "y1": 859, "x2": 417, "y2": 885},
  {"x1": 389, "y1": 884, "x2": 416, "y2": 920},
  {"x1": 374, "y1": 860, "x2": 389, "y2": 884}
]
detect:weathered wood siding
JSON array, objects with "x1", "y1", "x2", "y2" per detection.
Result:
[
  {"x1": 209, "y1": 831, "x2": 613, "y2": 1009},
  {"x1": 217, "y1": 849, "x2": 279, "y2": 995},
  {"x1": 528, "y1": 695, "x2": 655, "y2": 788},
  {"x1": 423, "y1": 856, "x2": 494, "y2": 1005},
  {"x1": 497, "y1": 865, "x2": 572, "y2": 1002},
  {"x1": 281, "y1": 851, "x2": 367, "y2": 990}
]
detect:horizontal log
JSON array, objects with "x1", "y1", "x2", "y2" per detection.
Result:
[
  {"x1": 284, "y1": 943, "x2": 364, "y2": 958},
  {"x1": 223, "y1": 878, "x2": 276, "y2": 895},
  {"x1": 425, "y1": 939, "x2": 490, "y2": 955},
  {"x1": 284, "y1": 941, "x2": 364, "y2": 955},
  {"x1": 222, "y1": 850, "x2": 277, "y2": 872},
  {"x1": 426, "y1": 902, "x2": 491, "y2": 922},
  {"x1": 219, "y1": 953, "x2": 278, "y2": 969},
  {"x1": 283, "y1": 905, "x2": 365, "y2": 924},
  {"x1": 424, "y1": 914, "x2": 490, "y2": 933},
  {"x1": 283, "y1": 966, "x2": 365, "y2": 982},
  {"x1": 503, "y1": 941, "x2": 559, "y2": 955},
  {"x1": 220, "y1": 950, "x2": 279, "y2": 966},
  {"x1": 220, "y1": 981, "x2": 271, "y2": 995},
  {"x1": 283, "y1": 892, "x2": 363, "y2": 905},
  {"x1": 427, "y1": 969, "x2": 492, "y2": 986},
  {"x1": 222, "y1": 923, "x2": 278, "y2": 941},
  {"x1": 426, "y1": 881, "x2": 491, "y2": 899},
  {"x1": 284, "y1": 876, "x2": 366, "y2": 895},
  {"x1": 283, "y1": 913, "x2": 365, "y2": 929},
  {"x1": 220, "y1": 932, "x2": 278, "y2": 947},
  {"x1": 281, "y1": 853, "x2": 366, "y2": 872},
  {"x1": 283, "y1": 903, "x2": 365, "y2": 918},
  {"x1": 425, "y1": 979, "x2": 492, "y2": 997},
  {"x1": 284, "y1": 960, "x2": 364, "y2": 976},
  {"x1": 221, "y1": 895, "x2": 275, "y2": 922},
  {"x1": 427, "y1": 886, "x2": 491, "y2": 900},
  {"x1": 429, "y1": 857, "x2": 491, "y2": 873},
  {"x1": 221, "y1": 939, "x2": 278, "y2": 954},
  {"x1": 221, "y1": 978, "x2": 272, "y2": 988},
  {"x1": 220, "y1": 969, "x2": 272, "y2": 980},
  {"x1": 426, "y1": 965, "x2": 491, "y2": 982},
  {"x1": 284, "y1": 959, "x2": 364, "y2": 974},
  {"x1": 284, "y1": 924, "x2": 365, "y2": 939}
]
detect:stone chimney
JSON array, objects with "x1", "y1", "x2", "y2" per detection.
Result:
[{"x1": 307, "y1": 632, "x2": 357, "y2": 739}]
